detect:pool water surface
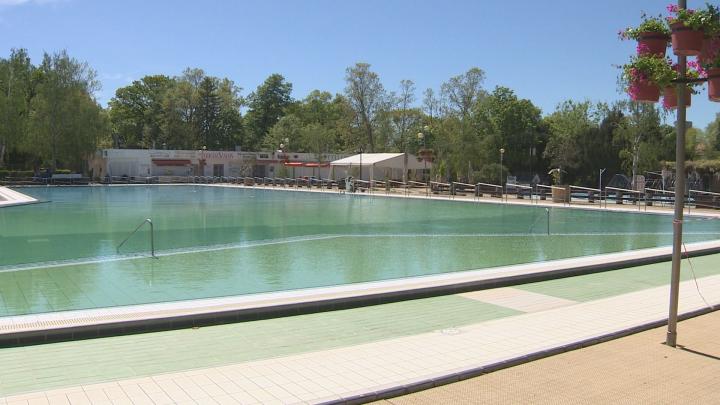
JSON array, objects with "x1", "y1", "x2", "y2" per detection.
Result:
[{"x1": 0, "y1": 185, "x2": 718, "y2": 316}]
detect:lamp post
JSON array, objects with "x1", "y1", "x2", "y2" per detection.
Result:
[
  {"x1": 599, "y1": 168, "x2": 606, "y2": 205},
  {"x1": 500, "y1": 148, "x2": 505, "y2": 200},
  {"x1": 417, "y1": 131, "x2": 426, "y2": 179},
  {"x1": 279, "y1": 137, "x2": 290, "y2": 178}
]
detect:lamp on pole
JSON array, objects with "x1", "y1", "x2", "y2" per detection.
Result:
[
  {"x1": 418, "y1": 130, "x2": 428, "y2": 180},
  {"x1": 499, "y1": 148, "x2": 505, "y2": 199}
]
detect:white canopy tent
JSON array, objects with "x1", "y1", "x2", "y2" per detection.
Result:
[{"x1": 330, "y1": 153, "x2": 430, "y2": 182}]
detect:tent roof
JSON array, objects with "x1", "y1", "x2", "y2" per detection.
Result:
[
  {"x1": 330, "y1": 153, "x2": 404, "y2": 166},
  {"x1": 330, "y1": 153, "x2": 430, "y2": 170}
]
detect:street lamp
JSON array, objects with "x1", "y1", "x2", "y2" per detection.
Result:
[
  {"x1": 499, "y1": 148, "x2": 505, "y2": 199},
  {"x1": 417, "y1": 131, "x2": 426, "y2": 180}
]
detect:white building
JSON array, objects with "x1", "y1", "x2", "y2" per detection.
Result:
[{"x1": 89, "y1": 149, "x2": 349, "y2": 180}]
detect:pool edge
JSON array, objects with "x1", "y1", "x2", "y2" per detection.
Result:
[{"x1": 1, "y1": 239, "x2": 719, "y2": 347}]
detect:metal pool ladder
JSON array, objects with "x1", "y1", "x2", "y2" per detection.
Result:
[{"x1": 116, "y1": 218, "x2": 157, "y2": 258}]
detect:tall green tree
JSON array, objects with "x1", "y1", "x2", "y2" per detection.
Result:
[
  {"x1": 108, "y1": 75, "x2": 173, "y2": 148},
  {"x1": 244, "y1": 74, "x2": 293, "y2": 151},
  {"x1": 615, "y1": 102, "x2": 665, "y2": 184},
  {"x1": 0, "y1": 49, "x2": 33, "y2": 168},
  {"x1": 473, "y1": 86, "x2": 544, "y2": 178},
  {"x1": 543, "y1": 100, "x2": 595, "y2": 184},
  {"x1": 389, "y1": 79, "x2": 422, "y2": 153},
  {"x1": 344, "y1": 63, "x2": 389, "y2": 152},
  {"x1": 28, "y1": 51, "x2": 107, "y2": 170}
]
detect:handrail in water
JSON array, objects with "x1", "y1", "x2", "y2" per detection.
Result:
[{"x1": 116, "y1": 218, "x2": 157, "y2": 258}]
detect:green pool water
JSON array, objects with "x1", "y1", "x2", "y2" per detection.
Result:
[{"x1": 0, "y1": 185, "x2": 719, "y2": 316}]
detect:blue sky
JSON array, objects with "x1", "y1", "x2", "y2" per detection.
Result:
[{"x1": 1, "y1": 0, "x2": 717, "y2": 129}]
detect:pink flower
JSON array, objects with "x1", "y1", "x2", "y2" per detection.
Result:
[
  {"x1": 667, "y1": 4, "x2": 679, "y2": 13},
  {"x1": 662, "y1": 93, "x2": 674, "y2": 109},
  {"x1": 637, "y1": 43, "x2": 651, "y2": 53}
]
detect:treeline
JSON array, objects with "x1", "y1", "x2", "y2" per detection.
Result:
[
  {"x1": 0, "y1": 49, "x2": 108, "y2": 171},
  {"x1": 2, "y1": 48, "x2": 720, "y2": 185}
]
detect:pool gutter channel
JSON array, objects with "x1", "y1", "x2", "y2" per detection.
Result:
[{"x1": 1, "y1": 240, "x2": 720, "y2": 347}]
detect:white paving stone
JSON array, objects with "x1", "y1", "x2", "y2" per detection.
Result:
[{"x1": 459, "y1": 287, "x2": 578, "y2": 312}]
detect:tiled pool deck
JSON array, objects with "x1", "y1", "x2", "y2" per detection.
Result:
[{"x1": 1, "y1": 253, "x2": 719, "y2": 404}]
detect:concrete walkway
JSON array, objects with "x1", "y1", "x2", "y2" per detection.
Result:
[
  {"x1": 0, "y1": 254, "x2": 718, "y2": 404},
  {"x1": 380, "y1": 309, "x2": 720, "y2": 404}
]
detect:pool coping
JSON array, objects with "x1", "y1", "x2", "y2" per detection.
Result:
[
  {"x1": 1, "y1": 239, "x2": 720, "y2": 347},
  {"x1": 12, "y1": 182, "x2": 720, "y2": 218}
]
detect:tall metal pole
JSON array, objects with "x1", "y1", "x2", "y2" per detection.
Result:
[
  {"x1": 666, "y1": 0, "x2": 687, "y2": 348},
  {"x1": 600, "y1": 168, "x2": 606, "y2": 205},
  {"x1": 500, "y1": 148, "x2": 505, "y2": 200}
]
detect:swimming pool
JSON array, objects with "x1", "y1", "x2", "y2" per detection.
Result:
[{"x1": 1, "y1": 185, "x2": 719, "y2": 316}]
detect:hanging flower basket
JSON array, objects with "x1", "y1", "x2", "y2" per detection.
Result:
[
  {"x1": 708, "y1": 68, "x2": 720, "y2": 101},
  {"x1": 699, "y1": 36, "x2": 720, "y2": 64},
  {"x1": 662, "y1": 86, "x2": 692, "y2": 109},
  {"x1": 637, "y1": 32, "x2": 670, "y2": 56},
  {"x1": 630, "y1": 79, "x2": 661, "y2": 102},
  {"x1": 671, "y1": 22, "x2": 704, "y2": 56},
  {"x1": 619, "y1": 14, "x2": 671, "y2": 57}
]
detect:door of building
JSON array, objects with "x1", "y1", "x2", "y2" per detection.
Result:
[{"x1": 213, "y1": 164, "x2": 224, "y2": 177}]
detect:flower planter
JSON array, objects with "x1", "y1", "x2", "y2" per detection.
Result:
[
  {"x1": 699, "y1": 36, "x2": 720, "y2": 64},
  {"x1": 551, "y1": 185, "x2": 570, "y2": 203},
  {"x1": 637, "y1": 32, "x2": 669, "y2": 56},
  {"x1": 629, "y1": 79, "x2": 660, "y2": 103},
  {"x1": 662, "y1": 86, "x2": 692, "y2": 109},
  {"x1": 708, "y1": 68, "x2": 720, "y2": 102},
  {"x1": 671, "y1": 22, "x2": 704, "y2": 56}
]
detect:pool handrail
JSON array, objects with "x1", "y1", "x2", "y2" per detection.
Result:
[{"x1": 116, "y1": 218, "x2": 157, "y2": 258}]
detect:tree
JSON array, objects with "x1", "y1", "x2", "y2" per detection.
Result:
[
  {"x1": 108, "y1": 75, "x2": 173, "y2": 148},
  {"x1": 197, "y1": 76, "x2": 221, "y2": 149},
  {"x1": 264, "y1": 115, "x2": 302, "y2": 151},
  {"x1": 615, "y1": 102, "x2": 665, "y2": 186},
  {"x1": 344, "y1": 63, "x2": 390, "y2": 152},
  {"x1": 244, "y1": 74, "x2": 293, "y2": 151},
  {"x1": 301, "y1": 122, "x2": 335, "y2": 162},
  {"x1": 473, "y1": 86, "x2": 544, "y2": 177},
  {"x1": 389, "y1": 80, "x2": 422, "y2": 153},
  {"x1": 27, "y1": 50, "x2": 106, "y2": 171},
  {"x1": 214, "y1": 78, "x2": 244, "y2": 150},
  {"x1": 0, "y1": 49, "x2": 33, "y2": 168},
  {"x1": 543, "y1": 100, "x2": 594, "y2": 184},
  {"x1": 160, "y1": 70, "x2": 200, "y2": 149},
  {"x1": 422, "y1": 88, "x2": 440, "y2": 122},
  {"x1": 440, "y1": 67, "x2": 487, "y2": 118}
]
